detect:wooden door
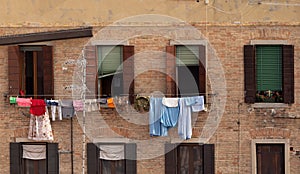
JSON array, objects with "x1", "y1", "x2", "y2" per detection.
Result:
[{"x1": 256, "y1": 144, "x2": 285, "y2": 174}]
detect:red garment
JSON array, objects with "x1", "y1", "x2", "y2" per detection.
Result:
[{"x1": 30, "y1": 99, "x2": 46, "y2": 116}]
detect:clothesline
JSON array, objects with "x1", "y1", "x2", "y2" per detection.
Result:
[{"x1": 7, "y1": 93, "x2": 217, "y2": 99}]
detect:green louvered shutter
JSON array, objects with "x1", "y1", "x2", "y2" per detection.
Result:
[
  {"x1": 98, "y1": 46, "x2": 122, "y2": 76},
  {"x1": 256, "y1": 45, "x2": 282, "y2": 92},
  {"x1": 176, "y1": 45, "x2": 199, "y2": 66}
]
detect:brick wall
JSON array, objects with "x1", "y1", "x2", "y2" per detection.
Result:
[{"x1": 0, "y1": 25, "x2": 299, "y2": 173}]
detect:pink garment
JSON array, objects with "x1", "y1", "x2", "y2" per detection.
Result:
[
  {"x1": 73, "y1": 100, "x2": 84, "y2": 111},
  {"x1": 16, "y1": 98, "x2": 32, "y2": 107}
]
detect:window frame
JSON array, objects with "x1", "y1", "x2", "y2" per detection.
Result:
[
  {"x1": 84, "y1": 45, "x2": 134, "y2": 103},
  {"x1": 251, "y1": 139, "x2": 290, "y2": 174},
  {"x1": 166, "y1": 44, "x2": 206, "y2": 98},
  {"x1": 165, "y1": 143, "x2": 214, "y2": 174},
  {"x1": 87, "y1": 142, "x2": 137, "y2": 174},
  {"x1": 8, "y1": 45, "x2": 54, "y2": 99},
  {"x1": 10, "y1": 142, "x2": 59, "y2": 174},
  {"x1": 97, "y1": 45, "x2": 123, "y2": 98},
  {"x1": 244, "y1": 43, "x2": 294, "y2": 104}
]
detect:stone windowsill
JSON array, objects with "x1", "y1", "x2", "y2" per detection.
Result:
[{"x1": 251, "y1": 103, "x2": 289, "y2": 108}]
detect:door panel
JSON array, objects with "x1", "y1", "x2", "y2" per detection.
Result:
[{"x1": 256, "y1": 144, "x2": 284, "y2": 174}]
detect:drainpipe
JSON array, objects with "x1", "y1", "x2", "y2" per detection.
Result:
[{"x1": 71, "y1": 117, "x2": 74, "y2": 174}]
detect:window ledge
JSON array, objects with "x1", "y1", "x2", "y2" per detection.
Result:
[
  {"x1": 251, "y1": 103, "x2": 289, "y2": 108},
  {"x1": 92, "y1": 137, "x2": 130, "y2": 143}
]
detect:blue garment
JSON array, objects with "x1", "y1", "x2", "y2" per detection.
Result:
[
  {"x1": 149, "y1": 97, "x2": 167, "y2": 136},
  {"x1": 160, "y1": 102, "x2": 180, "y2": 128},
  {"x1": 185, "y1": 96, "x2": 205, "y2": 112},
  {"x1": 178, "y1": 98, "x2": 192, "y2": 140}
]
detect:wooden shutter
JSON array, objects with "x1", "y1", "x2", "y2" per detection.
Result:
[
  {"x1": 42, "y1": 46, "x2": 54, "y2": 99},
  {"x1": 244, "y1": 45, "x2": 256, "y2": 103},
  {"x1": 8, "y1": 46, "x2": 22, "y2": 96},
  {"x1": 199, "y1": 45, "x2": 206, "y2": 95},
  {"x1": 10, "y1": 142, "x2": 22, "y2": 174},
  {"x1": 165, "y1": 143, "x2": 177, "y2": 174},
  {"x1": 85, "y1": 45, "x2": 98, "y2": 99},
  {"x1": 282, "y1": 45, "x2": 294, "y2": 104},
  {"x1": 203, "y1": 144, "x2": 215, "y2": 174},
  {"x1": 123, "y1": 46, "x2": 135, "y2": 104},
  {"x1": 47, "y1": 143, "x2": 59, "y2": 174},
  {"x1": 125, "y1": 143, "x2": 137, "y2": 174},
  {"x1": 87, "y1": 143, "x2": 99, "y2": 174},
  {"x1": 166, "y1": 46, "x2": 176, "y2": 97}
]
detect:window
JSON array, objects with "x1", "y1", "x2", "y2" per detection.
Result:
[
  {"x1": 84, "y1": 45, "x2": 134, "y2": 103},
  {"x1": 98, "y1": 46, "x2": 123, "y2": 97},
  {"x1": 165, "y1": 143, "x2": 214, "y2": 174},
  {"x1": 10, "y1": 142, "x2": 59, "y2": 174},
  {"x1": 176, "y1": 46, "x2": 200, "y2": 97},
  {"x1": 244, "y1": 44, "x2": 294, "y2": 104},
  {"x1": 8, "y1": 46, "x2": 53, "y2": 99},
  {"x1": 166, "y1": 45, "x2": 206, "y2": 97},
  {"x1": 256, "y1": 144, "x2": 285, "y2": 174},
  {"x1": 87, "y1": 143, "x2": 137, "y2": 174}
]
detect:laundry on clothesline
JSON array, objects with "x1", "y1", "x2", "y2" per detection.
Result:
[{"x1": 149, "y1": 96, "x2": 205, "y2": 140}]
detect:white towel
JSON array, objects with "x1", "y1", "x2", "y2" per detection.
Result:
[{"x1": 162, "y1": 97, "x2": 179, "y2": 107}]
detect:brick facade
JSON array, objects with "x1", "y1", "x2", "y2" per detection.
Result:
[{"x1": 0, "y1": 11, "x2": 299, "y2": 174}]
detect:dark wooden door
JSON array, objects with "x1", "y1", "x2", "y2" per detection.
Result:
[{"x1": 256, "y1": 144, "x2": 285, "y2": 174}]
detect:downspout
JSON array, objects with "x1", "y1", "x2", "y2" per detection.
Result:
[{"x1": 71, "y1": 117, "x2": 74, "y2": 174}]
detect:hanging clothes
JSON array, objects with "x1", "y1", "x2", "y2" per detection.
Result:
[
  {"x1": 46, "y1": 100, "x2": 59, "y2": 121},
  {"x1": 107, "y1": 98, "x2": 115, "y2": 108},
  {"x1": 30, "y1": 99, "x2": 46, "y2": 116},
  {"x1": 60, "y1": 100, "x2": 75, "y2": 118},
  {"x1": 73, "y1": 100, "x2": 84, "y2": 112},
  {"x1": 57, "y1": 100, "x2": 62, "y2": 120},
  {"x1": 149, "y1": 97, "x2": 168, "y2": 136},
  {"x1": 28, "y1": 107, "x2": 54, "y2": 141},
  {"x1": 84, "y1": 99, "x2": 98, "y2": 112},
  {"x1": 178, "y1": 98, "x2": 193, "y2": 140},
  {"x1": 16, "y1": 98, "x2": 31, "y2": 107},
  {"x1": 185, "y1": 96, "x2": 205, "y2": 112},
  {"x1": 9, "y1": 96, "x2": 17, "y2": 104},
  {"x1": 160, "y1": 97, "x2": 180, "y2": 128}
]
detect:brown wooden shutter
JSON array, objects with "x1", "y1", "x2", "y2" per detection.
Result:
[
  {"x1": 125, "y1": 143, "x2": 137, "y2": 174},
  {"x1": 123, "y1": 46, "x2": 135, "y2": 104},
  {"x1": 199, "y1": 45, "x2": 206, "y2": 95},
  {"x1": 10, "y1": 142, "x2": 22, "y2": 174},
  {"x1": 166, "y1": 46, "x2": 176, "y2": 97},
  {"x1": 165, "y1": 143, "x2": 177, "y2": 174},
  {"x1": 87, "y1": 143, "x2": 99, "y2": 174},
  {"x1": 42, "y1": 46, "x2": 54, "y2": 99},
  {"x1": 8, "y1": 46, "x2": 22, "y2": 96},
  {"x1": 244, "y1": 45, "x2": 256, "y2": 103},
  {"x1": 282, "y1": 45, "x2": 294, "y2": 104},
  {"x1": 203, "y1": 144, "x2": 215, "y2": 174},
  {"x1": 47, "y1": 143, "x2": 59, "y2": 174},
  {"x1": 85, "y1": 45, "x2": 98, "y2": 99}
]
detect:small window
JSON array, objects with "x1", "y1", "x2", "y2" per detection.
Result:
[{"x1": 8, "y1": 46, "x2": 54, "y2": 99}]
